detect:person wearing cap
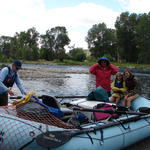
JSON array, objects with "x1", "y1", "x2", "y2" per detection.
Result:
[
  {"x1": 89, "y1": 57, "x2": 118, "y2": 97},
  {"x1": 0, "y1": 60, "x2": 27, "y2": 106}
]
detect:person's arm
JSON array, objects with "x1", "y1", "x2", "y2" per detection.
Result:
[
  {"x1": 0, "y1": 67, "x2": 9, "y2": 93},
  {"x1": 109, "y1": 64, "x2": 119, "y2": 75},
  {"x1": 15, "y1": 74, "x2": 27, "y2": 95},
  {"x1": 89, "y1": 64, "x2": 99, "y2": 75},
  {"x1": 119, "y1": 81, "x2": 127, "y2": 93},
  {"x1": 111, "y1": 81, "x2": 120, "y2": 92}
]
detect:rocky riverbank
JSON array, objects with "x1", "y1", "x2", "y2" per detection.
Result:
[
  {"x1": 19, "y1": 67, "x2": 89, "y2": 79},
  {"x1": 19, "y1": 65, "x2": 150, "y2": 79}
]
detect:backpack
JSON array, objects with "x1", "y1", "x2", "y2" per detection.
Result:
[
  {"x1": 87, "y1": 86, "x2": 109, "y2": 102},
  {"x1": 94, "y1": 103, "x2": 119, "y2": 121}
]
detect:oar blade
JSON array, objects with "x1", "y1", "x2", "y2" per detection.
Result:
[{"x1": 36, "y1": 131, "x2": 72, "y2": 148}]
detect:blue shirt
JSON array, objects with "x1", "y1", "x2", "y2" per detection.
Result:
[{"x1": 0, "y1": 67, "x2": 26, "y2": 95}]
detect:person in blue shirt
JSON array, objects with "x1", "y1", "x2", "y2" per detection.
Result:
[{"x1": 0, "y1": 60, "x2": 27, "y2": 106}]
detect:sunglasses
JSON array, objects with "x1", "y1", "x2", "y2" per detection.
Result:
[{"x1": 101, "y1": 61, "x2": 107, "y2": 64}]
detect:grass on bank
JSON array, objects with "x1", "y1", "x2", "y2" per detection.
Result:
[
  {"x1": 25, "y1": 59, "x2": 150, "y2": 69},
  {"x1": 1, "y1": 59, "x2": 150, "y2": 69}
]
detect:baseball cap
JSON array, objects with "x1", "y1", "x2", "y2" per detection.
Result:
[{"x1": 13, "y1": 60, "x2": 22, "y2": 70}]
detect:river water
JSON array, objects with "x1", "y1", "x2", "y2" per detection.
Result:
[
  {"x1": 13, "y1": 64, "x2": 150, "y2": 98},
  {"x1": 12, "y1": 64, "x2": 150, "y2": 150}
]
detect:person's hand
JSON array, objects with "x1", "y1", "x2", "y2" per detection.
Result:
[
  {"x1": 7, "y1": 89, "x2": 14, "y2": 96},
  {"x1": 111, "y1": 79, "x2": 114, "y2": 83},
  {"x1": 109, "y1": 64, "x2": 113, "y2": 68},
  {"x1": 23, "y1": 92, "x2": 27, "y2": 95},
  {"x1": 117, "y1": 89, "x2": 122, "y2": 93}
]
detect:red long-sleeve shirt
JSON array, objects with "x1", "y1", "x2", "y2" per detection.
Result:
[{"x1": 89, "y1": 64, "x2": 118, "y2": 91}]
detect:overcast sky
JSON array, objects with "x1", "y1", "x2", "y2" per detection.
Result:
[{"x1": 0, "y1": 0, "x2": 150, "y2": 49}]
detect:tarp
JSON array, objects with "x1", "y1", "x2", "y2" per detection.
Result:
[{"x1": 35, "y1": 100, "x2": 64, "y2": 118}]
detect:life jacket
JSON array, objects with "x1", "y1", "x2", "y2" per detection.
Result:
[
  {"x1": 114, "y1": 80, "x2": 123, "y2": 88},
  {"x1": 2, "y1": 67, "x2": 17, "y2": 88}
]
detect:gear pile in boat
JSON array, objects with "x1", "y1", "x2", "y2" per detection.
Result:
[
  {"x1": 0, "y1": 92, "x2": 150, "y2": 150},
  {"x1": 2, "y1": 96, "x2": 75, "y2": 129},
  {"x1": 0, "y1": 95, "x2": 75, "y2": 150}
]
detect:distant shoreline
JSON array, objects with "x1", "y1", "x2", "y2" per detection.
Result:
[
  {"x1": 1, "y1": 61, "x2": 150, "y2": 79},
  {"x1": 17, "y1": 64, "x2": 150, "y2": 79},
  {"x1": 1, "y1": 60, "x2": 150, "y2": 69},
  {"x1": 23, "y1": 60, "x2": 150, "y2": 69}
]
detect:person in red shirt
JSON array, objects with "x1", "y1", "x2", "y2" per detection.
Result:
[{"x1": 89, "y1": 57, "x2": 118, "y2": 97}]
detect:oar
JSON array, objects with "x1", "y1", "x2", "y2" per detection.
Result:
[
  {"x1": 9, "y1": 96, "x2": 23, "y2": 99},
  {"x1": 73, "y1": 107, "x2": 114, "y2": 114},
  {"x1": 10, "y1": 95, "x2": 87, "y2": 99},
  {"x1": 54, "y1": 96, "x2": 87, "y2": 99},
  {"x1": 73, "y1": 107, "x2": 147, "y2": 116},
  {"x1": 38, "y1": 95, "x2": 87, "y2": 99},
  {"x1": 36, "y1": 114, "x2": 150, "y2": 148}
]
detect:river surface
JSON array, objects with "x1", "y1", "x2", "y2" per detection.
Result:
[
  {"x1": 13, "y1": 64, "x2": 150, "y2": 98},
  {"x1": 12, "y1": 64, "x2": 150, "y2": 150}
]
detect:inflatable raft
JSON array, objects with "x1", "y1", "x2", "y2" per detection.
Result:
[{"x1": 0, "y1": 96, "x2": 150, "y2": 150}]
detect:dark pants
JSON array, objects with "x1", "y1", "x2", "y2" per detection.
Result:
[
  {"x1": 107, "y1": 91, "x2": 111, "y2": 97},
  {"x1": 0, "y1": 92, "x2": 8, "y2": 106}
]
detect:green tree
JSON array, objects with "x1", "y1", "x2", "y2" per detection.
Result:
[
  {"x1": 135, "y1": 13, "x2": 150, "y2": 64},
  {"x1": 40, "y1": 26, "x2": 70, "y2": 61},
  {"x1": 51, "y1": 26, "x2": 70, "y2": 61},
  {"x1": 40, "y1": 31, "x2": 55, "y2": 61},
  {"x1": 115, "y1": 12, "x2": 138, "y2": 63},
  {"x1": 0, "y1": 36, "x2": 13, "y2": 58},
  {"x1": 68, "y1": 48, "x2": 86, "y2": 62},
  {"x1": 14, "y1": 27, "x2": 40, "y2": 60},
  {"x1": 86, "y1": 23, "x2": 117, "y2": 60}
]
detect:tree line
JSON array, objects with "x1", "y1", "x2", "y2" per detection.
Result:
[
  {"x1": 86, "y1": 12, "x2": 150, "y2": 64},
  {"x1": 0, "y1": 12, "x2": 150, "y2": 64}
]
